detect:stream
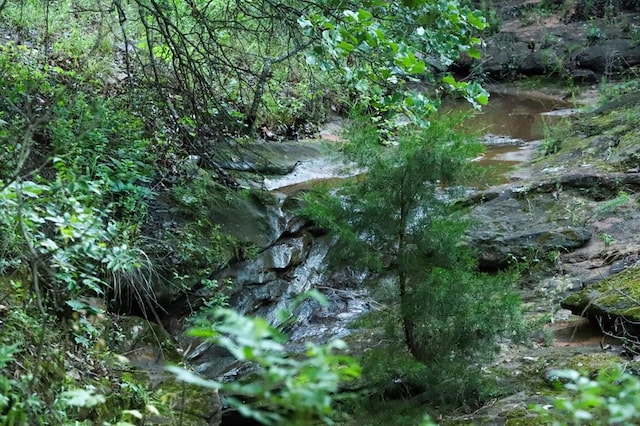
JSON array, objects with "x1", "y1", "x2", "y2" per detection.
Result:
[
  {"x1": 174, "y1": 86, "x2": 615, "y2": 416},
  {"x1": 449, "y1": 88, "x2": 576, "y2": 185},
  {"x1": 264, "y1": 88, "x2": 578, "y2": 192}
]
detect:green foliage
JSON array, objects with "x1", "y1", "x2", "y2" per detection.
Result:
[
  {"x1": 0, "y1": 343, "x2": 31, "y2": 425},
  {"x1": 187, "y1": 278, "x2": 233, "y2": 326},
  {"x1": 0, "y1": 40, "x2": 158, "y2": 312},
  {"x1": 303, "y1": 115, "x2": 522, "y2": 406},
  {"x1": 516, "y1": 0, "x2": 569, "y2": 26},
  {"x1": 168, "y1": 306, "x2": 361, "y2": 425},
  {"x1": 360, "y1": 339, "x2": 513, "y2": 408},
  {"x1": 2, "y1": 0, "x2": 489, "y2": 137},
  {"x1": 594, "y1": 191, "x2": 630, "y2": 215},
  {"x1": 166, "y1": 176, "x2": 248, "y2": 288},
  {"x1": 2, "y1": 0, "x2": 117, "y2": 82},
  {"x1": 538, "y1": 367, "x2": 640, "y2": 425},
  {"x1": 0, "y1": 297, "x2": 84, "y2": 424},
  {"x1": 573, "y1": 0, "x2": 623, "y2": 21},
  {"x1": 540, "y1": 118, "x2": 573, "y2": 156},
  {"x1": 561, "y1": 190, "x2": 631, "y2": 227},
  {"x1": 585, "y1": 24, "x2": 607, "y2": 45},
  {"x1": 598, "y1": 232, "x2": 614, "y2": 248},
  {"x1": 598, "y1": 80, "x2": 640, "y2": 104},
  {"x1": 0, "y1": 281, "x2": 186, "y2": 425},
  {"x1": 477, "y1": 0, "x2": 502, "y2": 35}
]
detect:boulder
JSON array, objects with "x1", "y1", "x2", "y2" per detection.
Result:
[
  {"x1": 471, "y1": 225, "x2": 592, "y2": 269},
  {"x1": 454, "y1": 13, "x2": 640, "y2": 81},
  {"x1": 467, "y1": 191, "x2": 592, "y2": 269},
  {"x1": 210, "y1": 191, "x2": 296, "y2": 249},
  {"x1": 562, "y1": 265, "x2": 640, "y2": 327}
]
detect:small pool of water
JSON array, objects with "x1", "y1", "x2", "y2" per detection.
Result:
[
  {"x1": 443, "y1": 90, "x2": 573, "y2": 141},
  {"x1": 442, "y1": 89, "x2": 575, "y2": 186}
]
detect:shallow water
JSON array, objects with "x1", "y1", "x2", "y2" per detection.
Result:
[
  {"x1": 265, "y1": 89, "x2": 575, "y2": 191},
  {"x1": 443, "y1": 91, "x2": 573, "y2": 141},
  {"x1": 442, "y1": 90, "x2": 575, "y2": 186}
]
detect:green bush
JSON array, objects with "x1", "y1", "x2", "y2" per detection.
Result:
[
  {"x1": 538, "y1": 367, "x2": 640, "y2": 425},
  {"x1": 169, "y1": 303, "x2": 361, "y2": 425},
  {"x1": 540, "y1": 118, "x2": 573, "y2": 156},
  {"x1": 0, "y1": 41, "x2": 157, "y2": 313}
]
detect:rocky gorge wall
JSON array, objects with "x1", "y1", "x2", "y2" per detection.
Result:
[{"x1": 455, "y1": 1, "x2": 640, "y2": 82}]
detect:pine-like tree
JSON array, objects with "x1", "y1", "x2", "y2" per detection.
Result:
[{"x1": 304, "y1": 114, "x2": 522, "y2": 404}]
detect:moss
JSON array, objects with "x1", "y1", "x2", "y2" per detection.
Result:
[
  {"x1": 534, "y1": 102, "x2": 640, "y2": 173},
  {"x1": 152, "y1": 376, "x2": 220, "y2": 424},
  {"x1": 563, "y1": 266, "x2": 640, "y2": 321},
  {"x1": 556, "y1": 353, "x2": 627, "y2": 373}
]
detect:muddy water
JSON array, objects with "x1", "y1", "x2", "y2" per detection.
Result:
[
  {"x1": 265, "y1": 89, "x2": 576, "y2": 192},
  {"x1": 446, "y1": 91, "x2": 572, "y2": 141},
  {"x1": 440, "y1": 90, "x2": 575, "y2": 185}
]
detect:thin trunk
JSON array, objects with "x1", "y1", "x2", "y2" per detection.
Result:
[
  {"x1": 399, "y1": 263, "x2": 421, "y2": 360},
  {"x1": 397, "y1": 168, "x2": 422, "y2": 360},
  {"x1": 245, "y1": 40, "x2": 313, "y2": 133}
]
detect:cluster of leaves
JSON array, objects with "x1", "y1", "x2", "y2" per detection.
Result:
[
  {"x1": 300, "y1": 1, "x2": 489, "y2": 126},
  {"x1": 538, "y1": 367, "x2": 640, "y2": 425},
  {"x1": 169, "y1": 299, "x2": 361, "y2": 425}
]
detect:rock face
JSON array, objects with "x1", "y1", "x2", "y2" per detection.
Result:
[
  {"x1": 218, "y1": 140, "x2": 322, "y2": 175},
  {"x1": 466, "y1": 188, "x2": 592, "y2": 269},
  {"x1": 454, "y1": 5, "x2": 640, "y2": 81},
  {"x1": 167, "y1": 190, "x2": 372, "y2": 380},
  {"x1": 211, "y1": 191, "x2": 301, "y2": 249}
]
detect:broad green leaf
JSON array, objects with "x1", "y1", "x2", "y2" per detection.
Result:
[
  {"x1": 467, "y1": 47, "x2": 481, "y2": 60},
  {"x1": 59, "y1": 389, "x2": 106, "y2": 407},
  {"x1": 467, "y1": 14, "x2": 487, "y2": 30},
  {"x1": 411, "y1": 61, "x2": 426, "y2": 74},
  {"x1": 165, "y1": 366, "x2": 219, "y2": 389}
]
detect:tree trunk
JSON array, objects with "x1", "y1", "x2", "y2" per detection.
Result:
[
  {"x1": 399, "y1": 266, "x2": 422, "y2": 360},
  {"x1": 397, "y1": 172, "x2": 422, "y2": 360}
]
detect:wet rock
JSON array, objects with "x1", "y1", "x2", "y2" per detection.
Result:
[
  {"x1": 262, "y1": 235, "x2": 312, "y2": 270},
  {"x1": 212, "y1": 233, "x2": 313, "y2": 291},
  {"x1": 219, "y1": 140, "x2": 322, "y2": 175},
  {"x1": 574, "y1": 40, "x2": 640, "y2": 73},
  {"x1": 211, "y1": 192, "x2": 295, "y2": 249}
]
